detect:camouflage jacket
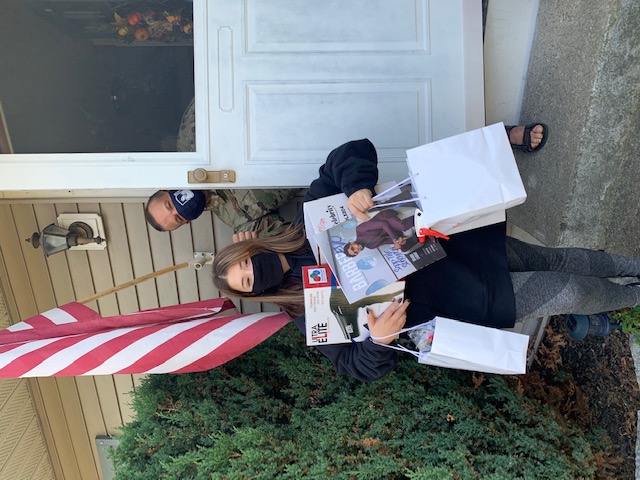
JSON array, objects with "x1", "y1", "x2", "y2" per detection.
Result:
[{"x1": 206, "y1": 189, "x2": 300, "y2": 236}]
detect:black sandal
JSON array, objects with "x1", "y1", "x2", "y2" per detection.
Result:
[{"x1": 505, "y1": 122, "x2": 549, "y2": 153}]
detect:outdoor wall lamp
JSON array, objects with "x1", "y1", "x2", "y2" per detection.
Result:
[{"x1": 27, "y1": 222, "x2": 105, "y2": 256}]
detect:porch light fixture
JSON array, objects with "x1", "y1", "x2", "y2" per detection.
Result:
[{"x1": 27, "y1": 222, "x2": 105, "y2": 256}]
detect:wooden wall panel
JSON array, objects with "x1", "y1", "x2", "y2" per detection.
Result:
[
  {"x1": 0, "y1": 206, "x2": 38, "y2": 317},
  {"x1": 72, "y1": 375, "x2": 108, "y2": 473},
  {"x1": 1, "y1": 416, "x2": 54, "y2": 479},
  {"x1": 0, "y1": 382, "x2": 36, "y2": 466},
  {"x1": 97, "y1": 204, "x2": 138, "y2": 423},
  {"x1": 122, "y1": 203, "x2": 157, "y2": 389},
  {"x1": 32, "y1": 454, "x2": 56, "y2": 480},
  {"x1": 75, "y1": 204, "x2": 127, "y2": 439},
  {"x1": 99, "y1": 203, "x2": 138, "y2": 313},
  {"x1": 29, "y1": 379, "x2": 85, "y2": 479},
  {"x1": 0, "y1": 243, "x2": 56, "y2": 480},
  {"x1": 148, "y1": 227, "x2": 179, "y2": 307},
  {"x1": 12, "y1": 417, "x2": 53, "y2": 478},
  {"x1": 171, "y1": 225, "x2": 199, "y2": 304},
  {"x1": 122, "y1": 203, "x2": 158, "y2": 311},
  {"x1": 52, "y1": 203, "x2": 109, "y2": 472}
]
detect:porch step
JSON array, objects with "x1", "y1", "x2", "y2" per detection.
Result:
[{"x1": 509, "y1": 0, "x2": 640, "y2": 258}]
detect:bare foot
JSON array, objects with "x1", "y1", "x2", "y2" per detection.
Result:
[{"x1": 508, "y1": 124, "x2": 544, "y2": 150}]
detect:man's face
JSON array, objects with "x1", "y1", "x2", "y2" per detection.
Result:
[
  {"x1": 346, "y1": 242, "x2": 363, "y2": 256},
  {"x1": 147, "y1": 191, "x2": 188, "y2": 231}
]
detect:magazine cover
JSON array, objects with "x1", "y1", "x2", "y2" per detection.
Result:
[
  {"x1": 303, "y1": 190, "x2": 352, "y2": 273},
  {"x1": 325, "y1": 206, "x2": 445, "y2": 303},
  {"x1": 302, "y1": 265, "x2": 405, "y2": 345},
  {"x1": 303, "y1": 182, "x2": 446, "y2": 304},
  {"x1": 303, "y1": 181, "x2": 407, "y2": 264}
]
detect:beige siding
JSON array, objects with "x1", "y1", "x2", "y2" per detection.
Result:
[
  {"x1": 0, "y1": 196, "x2": 301, "y2": 479},
  {"x1": 0, "y1": 282, "x2": 55, "y2": 480}
]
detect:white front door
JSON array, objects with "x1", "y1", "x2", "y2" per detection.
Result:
[{"x1": 0, "y1": 0, "x2": 484, "y2": 193}]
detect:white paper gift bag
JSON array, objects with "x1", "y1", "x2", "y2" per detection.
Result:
[
  {"x1": 406, "y1": 122, "x2": 526, "y2": 235},
  {"x1": 375, "y1": 317, "x2": 529, "y2": 375},
  {"x1": 419, "y1": 317, "x2": 528, "y2": 375}
]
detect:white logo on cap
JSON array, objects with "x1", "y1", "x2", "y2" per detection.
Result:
[{"x1": 173, "y1": 190, "x2": 194, "y2": 206}]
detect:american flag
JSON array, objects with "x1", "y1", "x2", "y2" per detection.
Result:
[{"x1": 0, "y1": 298, "x2": 290, "y2": 378}]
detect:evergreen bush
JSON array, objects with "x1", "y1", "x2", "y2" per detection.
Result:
[{"x1": 111, "y1": 323, "x2": 602, "y2": 479}]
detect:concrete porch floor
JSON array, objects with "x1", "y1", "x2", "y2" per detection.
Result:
[{"x1": 484, "y1": 1, "x2": 640, "y2": 477}]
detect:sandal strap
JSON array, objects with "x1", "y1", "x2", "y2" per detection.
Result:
[{"x1": 522, "y1": 125, "x2": 533, "y2": 152}]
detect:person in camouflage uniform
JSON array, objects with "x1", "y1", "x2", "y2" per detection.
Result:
[
  {"x1": 145, "y1": 99, "x2": 298, "y2": 237},
  {"x1": 205, "y1": 189, "x2": 298, "y2": 236},
  {"x1": 144, "y1": 188, "x2": 299, "y2": 237}
]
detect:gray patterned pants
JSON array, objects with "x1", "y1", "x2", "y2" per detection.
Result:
[{"x1": 506, "y1": 237, "x2": 640, "y2": 320}]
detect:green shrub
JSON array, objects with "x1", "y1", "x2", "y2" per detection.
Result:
[
  {"x1": 111, "y1": 323, "x2": 601, "y2": 479},
  {"x1": 611, "y1": 305, "x2": 640, "y2": 344}
]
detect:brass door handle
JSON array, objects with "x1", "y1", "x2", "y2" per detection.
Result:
[{"x1": 188, "y1": 169, "x2": 236, "y2": 184}]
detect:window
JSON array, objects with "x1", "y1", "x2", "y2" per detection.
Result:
[{"x1": 1, "y1": 0, "x2": 196, "y2": 154}]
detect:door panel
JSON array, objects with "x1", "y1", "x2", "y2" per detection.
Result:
[
  {"x1": 208, "y1": 0, "x2": 484, "y2": 187},
  {"x1": 244, "y1": 0, "x2": 428, "y2": 53},
  {"x1": 245, "y1": 82, "x2": 428, "y2": 163}
]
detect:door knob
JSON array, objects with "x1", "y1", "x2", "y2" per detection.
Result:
[{"x1": 188, "y1": 169, "x2": 236, "y2": 184}]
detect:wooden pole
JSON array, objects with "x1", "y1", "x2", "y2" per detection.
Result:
[{"x1": 77, "y1": 261, "x2": 191, "y2": 305}]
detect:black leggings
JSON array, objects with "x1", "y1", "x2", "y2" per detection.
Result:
[{"x1": 506, "y1": 237, "x2": 640, "y2": 320}]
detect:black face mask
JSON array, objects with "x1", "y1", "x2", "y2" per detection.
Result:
[{"x1": 251, "y1": 251, "x2": 284, "y2": 294}]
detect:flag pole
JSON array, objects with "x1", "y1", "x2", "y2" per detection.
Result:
[{"x1": 77, "y1": 261, "x2": 191, "y2": 305}]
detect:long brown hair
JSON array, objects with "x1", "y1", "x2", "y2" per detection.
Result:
[{"x1": 212, "y1": 224, "x2": 309, "y2": 317}]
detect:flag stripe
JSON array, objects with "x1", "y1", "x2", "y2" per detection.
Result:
[
  {"x1": 169, "y1": 312, "x2": 290, "y2": 373},
  {"x1": 3, "y1": 303, "x2": 101, "y2": 333},
  {"x1": 0, "y1": 337, "x2": 80, "y2": 375},
  {"x1": 81, "y1": 315, "x2": 238, "y2": 376},
  {"x1": 41, "y1": 308, "x2": 78, "y2": 325},
  {"x1": 0, "y1": 298, "x2": 289, "y2": 378},
  {"x1": 6, "y1": 329, "x2": 135, "y2": 377},
  {"x1": 143, "y1": 313, "x2": 274, "y2": 374},
  {"x1": 24, "y1": 315, "x2": 230, "y2": 377},
  {"x1": 103, "y1": 315, "x2": 244, "y2": 375},
  {"x1": 0, "y1": 300, "x2": 233, "y2": 345},
  {"x1": 50, "y1": 321, "x2": 186, "y2": 376},
  {"x1": 5, "y1": 322, "x2": 32, "y2": 332}
]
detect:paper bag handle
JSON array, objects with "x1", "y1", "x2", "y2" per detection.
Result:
[{"x1": 370, "y1": 322, "x2": 432, "y2": 359}]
